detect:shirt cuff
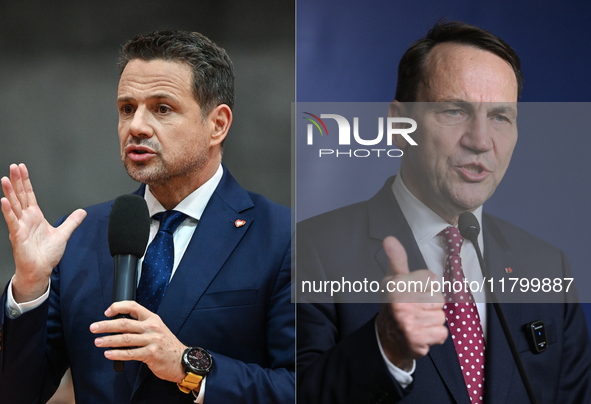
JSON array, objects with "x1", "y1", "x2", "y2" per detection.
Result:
[
  {"x1": 5, "y1": 276, "x2": 51, "y2": 319},
  {"x1": 192, "y1": 376, "x2": 206, "y2": 403},
  {"x1": 374, "y1": 319, "x2": 415, "y2": 389}
]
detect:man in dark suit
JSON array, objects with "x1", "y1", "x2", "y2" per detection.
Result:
[
  {"x1": 0, "y1": 30, "x2": 293, "y2": 403},
  {"x1": 297, "y1": 21, "x2": 591, "y2": 403}
]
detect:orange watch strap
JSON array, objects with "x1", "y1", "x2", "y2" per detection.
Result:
[{"x1": 177, "y1": 372, "x2": 203, "y2": 394}]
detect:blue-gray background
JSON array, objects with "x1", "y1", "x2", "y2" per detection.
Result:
[{"x1": 296, "y1": 1, "x2": 591, "y2": 333}]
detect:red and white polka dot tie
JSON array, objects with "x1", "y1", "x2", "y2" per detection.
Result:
[{"x1": 439, "y1": 226, "x2": 485, "y2": 403}]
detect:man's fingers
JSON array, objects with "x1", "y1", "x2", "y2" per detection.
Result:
[
  {"x1": 3, "y1": 164, "x2": 38, "y2": 216},
  {"x1": 57, "y1": 209, "x2": 87, "y2": 240},
  {"x1": 9, "y1": 164, "x2": 29, "y2": 211},
  {"x1": 102, "y1": 346, "x2": 152, "y2": 362},
  {"x1": 18, "y1": 163, "x2": 38, "y2": 207},
  {"x1": 95, "y1": 333, "x2": 148, "y2": 349},
  {"x1": 1, "y1": 176, "x2": 23, "y2": 218},
  {"x1": 432, "y1": 324, "x2": 449, "y2": 345},
  {"x1": 383, "y1": 236, "x2": 409, "y2": 276},
  {"x1": 1, "y1": 197, "x2": 19, "y2": 234},
  {"x1": 105, "y1": 300, "x2": 153, "y2": 322},
  {"x1": 406, "y1": 323, "x2": 449, "y2": 355},
  {"x1": 417, "y1": 318, "x2": 448, "y2": 347},
  {"x1": 90, "y1": 316, "x2": 144, "y2": 335},
  {"x1": 378, "y1": 301, "x2": 449, "y2": 364}
]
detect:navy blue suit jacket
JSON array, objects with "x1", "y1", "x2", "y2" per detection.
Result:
[
  {"x1": 0, "y1": 168, "x2": 294, "y2": 403},
  {"x1": 297, "y1": 176, "x2": 591, "y2": 403}
]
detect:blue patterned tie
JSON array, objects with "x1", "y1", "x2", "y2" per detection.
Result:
[{"x1": 137, "y1": 210, "x2": 187, "y2": 313}]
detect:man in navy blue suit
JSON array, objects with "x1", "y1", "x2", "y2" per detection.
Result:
[
  {"x1": 0, "y1": 30, "x2": 293, "y2": 403},
  {"x1": 297, "y1": 21, "x2": 591, "y2": 403}
]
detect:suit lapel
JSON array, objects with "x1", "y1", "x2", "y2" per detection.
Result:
[
  {"x1": 156, "y1": 192, "x2": 253, "y2": 334},
  {"x1": 97, "y1": 214, "x2": 115, "y2": 311},
  {"x1": 368, "y1": 176, "x2": 426, "y2": 275},
  {"x1": 370, "y1": 177, "x2": 471, "y2": 402},
  {"x1": 131, "y1": 168, "x2": 255, "y2": 395},
  {"x1": 482, "y1": 215, "x2": 521, "y2": 404}
]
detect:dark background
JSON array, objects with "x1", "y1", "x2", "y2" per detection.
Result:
[
  {"x1": 296, "y1": 0, "x2": 591, "y2": 333},
  {"x1": 0, "y1": 0, "x2": 294, "y2": 290}
]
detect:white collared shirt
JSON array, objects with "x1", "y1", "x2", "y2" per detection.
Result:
[
  {"x1": 142, "y1": 164, "x2": 223, "y2": 279},
  {"x1": 377, "y1": 174, "x2": 487, "y2": 387}
]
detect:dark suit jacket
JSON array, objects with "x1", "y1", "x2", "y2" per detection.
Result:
[
  {"x1": 0, "y1": 167, "x2": 294, "y2": 403},
  {"x1": 297, "y1": 176, "x2": 591, "y2": 403}
]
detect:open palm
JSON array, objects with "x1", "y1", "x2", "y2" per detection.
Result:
[{"x1": 1, "y1": 164, "x2": 86, "y2": 302}]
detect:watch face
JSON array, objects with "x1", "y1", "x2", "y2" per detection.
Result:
[{"x1": 185, "y1": 347, "x2": 212, "y2": 373}]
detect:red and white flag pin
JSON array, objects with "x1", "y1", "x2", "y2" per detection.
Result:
[
  {"x1": 235, "y1": 219, "x2": 246, "y2": 228},
  {"x1": 505, "y1": 267, "x2": 513, "y2": 273}
]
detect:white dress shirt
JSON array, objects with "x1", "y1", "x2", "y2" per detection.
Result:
[
  {"x1": 142, "y1": 164, "x2": 223, "y2": 281},
  {"x1": 376, "y1": 174, "x2": 487, "y2": 388}
]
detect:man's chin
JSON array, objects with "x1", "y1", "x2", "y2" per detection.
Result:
[
  {"x1": 124, "y1": 164, "x2": 167, "y2": 185},
  {"x1": 445, "y1": 178, "x2": 492, "y2": 203},
  {"x1": 451, "y1": 189, "x2": 493, "y2": 212}
]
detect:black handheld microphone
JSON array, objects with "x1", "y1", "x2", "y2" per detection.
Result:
[
  {"x1": 107, "y1": 194, "x2": 150, "y2": 372},
  {"x1": 458, "y1": 212, "x2": 538, "y2": 404}
]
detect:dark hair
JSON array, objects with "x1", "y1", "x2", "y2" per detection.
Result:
[
  {"x1": 118, "y1": 30, "x2": 235, "y2": 117},
  {"x1": 395, "y1": 21, "x2": 523, "y2": 102}
]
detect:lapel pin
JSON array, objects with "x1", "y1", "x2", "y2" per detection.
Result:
[
  {"x1": 505, "y1": 267, "x2": 513, "y2": 273},
  {"x1": 235, "y1": 219, "x2": 246, "y2": 228}
]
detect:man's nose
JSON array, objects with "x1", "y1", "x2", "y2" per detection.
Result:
[
  {"x1": 461, "y1": 114, "x2": 493, "y2": 152},
  {"x1": 128, "y1": 106, "x2": 153, "y2": 138}
]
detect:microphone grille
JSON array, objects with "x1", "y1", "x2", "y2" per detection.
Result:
[
  {"x1": 458, "y1": 212, "x2": 480, "y2": 242},
  {"x1": 108, "y1": 194, "x2": 150, "y2": 257}
]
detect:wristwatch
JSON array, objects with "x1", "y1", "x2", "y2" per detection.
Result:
[{"x1": 177, "y1": 347, "x2": 213, "y2": 394}]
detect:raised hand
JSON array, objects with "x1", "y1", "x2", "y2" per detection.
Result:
[
  {"x1": 376, "y1": 236, "x2": 448, "y2": 371},
  {"x1": 1, "y1": 163, "x2": 87, "y2": 302}
]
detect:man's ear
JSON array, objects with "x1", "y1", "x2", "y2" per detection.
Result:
[
  {"x1": 208, "y1": 104, "x2": 233, "y2": 147},
  {"x1": 388, "y1": 100, "x2": 411, "y2": 150}
]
